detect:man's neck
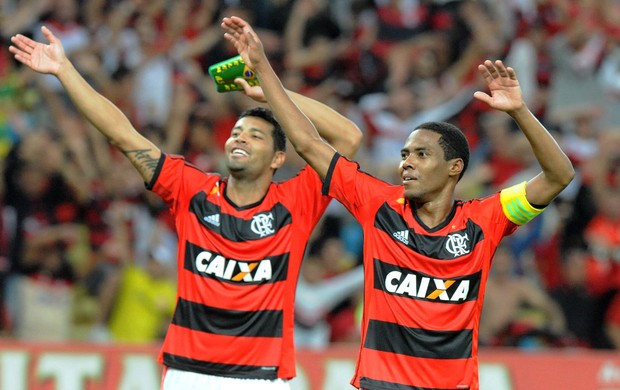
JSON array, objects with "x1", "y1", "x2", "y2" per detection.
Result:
[
  {"x1": 410, "y1": 183, "x2": 457, "y2": 229},
  {"x1": 413, "y1": 200, "x2": 455, "y2": 229},
  {"x1": 225, "y1": 175, "x2": 272, "y2": 207}
]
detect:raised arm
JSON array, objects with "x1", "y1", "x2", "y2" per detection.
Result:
[
  {"x1": 236, "y1": 80, "x2": 362, "y2": 159},
  {"x1": 221, "y1": 16, "x2": 339, "y2": 179},
  {"x1": 473, "y1": 60, "x2": 575, "y2": 205},
  {"x1": 9, "y1": 26, "x2": 161, "y2": 184}
]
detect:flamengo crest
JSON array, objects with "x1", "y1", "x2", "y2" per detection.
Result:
[
  {"x1": 445, "y1": 232, "x2": 470, "y2": 257},
  {"x1": 251, "y1": 212, "x2": 275, "y2": 237}
]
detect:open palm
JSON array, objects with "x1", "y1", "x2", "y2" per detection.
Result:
[
  {"x1": 473, "y1": 60, "x2": 523, "y2": 113},
  {"x1": 221, "y1": 16, "x2": 266, "y2": 73},
  {"x1": 9, "y1": 26, "x2": 65, "y2": 75}
]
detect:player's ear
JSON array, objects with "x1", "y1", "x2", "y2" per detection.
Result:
[
  {"x1": 449, "y1": 158, "x2": 464, "y2": 178},
  {"x1": 271, "y1": 151, "x2": 286, "y2": 170}
]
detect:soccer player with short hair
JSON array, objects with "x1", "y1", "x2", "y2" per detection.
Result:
[
  {"x1": 222, "y1": 15, "x2": 575, "y2": 390},
  {"x1": 9, "y1": 25, "x2": 362, "y2": 389}
]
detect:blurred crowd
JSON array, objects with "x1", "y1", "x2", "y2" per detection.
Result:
[{"x1": 1, "y1": 0, "x2": 620, "y2": 351}]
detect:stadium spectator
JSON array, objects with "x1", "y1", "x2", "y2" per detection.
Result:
[
  {"x1": 545, "y1": 2, "x2": 606, "y2": 128},
  {"x1": 479, "y1": 243, "x2": 567, "y2": 348},
  {"x1": 283, "y1": 0, "x2": 350, "y2": 90},
  {"x1": 295, "y1": 233, "x2": 363, "y2": 349},
  {"x1": 91, "y1": 201, "x2": 177, "y2": 344},
  {"x1": 550, "y1": 245, "x2": 600, "y2": 347}
]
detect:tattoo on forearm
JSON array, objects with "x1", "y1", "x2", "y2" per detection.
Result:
[{"x1": 122, "y1": 148, "x2": 159, "y2": 177}]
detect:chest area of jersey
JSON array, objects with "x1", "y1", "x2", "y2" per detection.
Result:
[
  {"x1": 189, "y1": 191, "x2": 293, "y2": 242},
  {"x1": 373, "y1": 202, "x2": 485, "y2": 260},
  {"x1": 369, "y1": 203, "x2": 487, "y2": 303}
]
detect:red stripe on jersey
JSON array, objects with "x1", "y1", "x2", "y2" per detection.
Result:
[
  {"x1": 163, "y1": 324, "x2": 282, "y2": 366},
  {"x1": 178, "y1": 267, "x2": 289, "y2": 311},
  {"x1": 370, "y1": 290, "x2": 480, "y2": 330}
]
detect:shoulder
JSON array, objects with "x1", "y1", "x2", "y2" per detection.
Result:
[{"x1": 458, "y1": 192, "x2": 502, "y2": 212}]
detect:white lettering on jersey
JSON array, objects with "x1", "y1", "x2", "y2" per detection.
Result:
[
  {"x1": 384, "y1": 270, "x2": 470, "y2": 301},
  {"x1": 195, "y1": 250, "x2": 273, "y2": 282}
]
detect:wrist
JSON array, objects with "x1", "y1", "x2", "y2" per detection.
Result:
[
  {"x1": 56, "y1": 58, "x2": 73, "y2": 79},
  {"x1": 507, "y1": 103, "x2": 529, "y2": 118},
  {"x1": 253, "y1": 59, "x2": 272, "y2": 76}
]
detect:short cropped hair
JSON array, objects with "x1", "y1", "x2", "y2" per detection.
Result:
[
  {"x1": 415, "y1": 121, "x2": 470, "y2": 181},
  {"x1": 239, "y1": 107, "x2": 287, "y2": 152}
]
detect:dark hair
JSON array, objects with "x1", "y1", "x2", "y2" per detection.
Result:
[
  {"x1": 238, "y1": 107, "x2": 287, "y2": 152},
  {"x1": 414, "y1": 121, "x2": 470, "y2": 181}
]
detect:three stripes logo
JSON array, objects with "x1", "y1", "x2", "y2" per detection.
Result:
[
  {"x1": 392, "y1": 230, "x2": 409, "y2": 245},
  {"x1": 203, "y1": 214, "x2": 220, "y2": 227}
]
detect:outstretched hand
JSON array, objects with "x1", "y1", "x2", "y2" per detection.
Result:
[
  {"x1": 221, "y1": 16, "x2": 267, "y2": 73},
  {"x1": 9, "y1": 26, "x2": 66, "y2": 75},
  {"x1": 473, "y1": 60, "x2": 524, "y2": 113}
]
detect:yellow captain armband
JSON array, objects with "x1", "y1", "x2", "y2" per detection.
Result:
[{"x1": 500, "y1": 181, "x2": 545, "y2": 225}]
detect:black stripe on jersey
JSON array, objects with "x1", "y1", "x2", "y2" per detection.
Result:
[
  {"x1": 172, "y1": 297, "x2": 283, "y2": 337},
  {"x1": 322, "y1": 153, "x2": 341, "y2": 196},
  {"x1": 184, "y1": 241, "x2": 289, "y2": 285},
  {"x1": 374, "y1": 203, "x2": 485, "y2": 260},
  {"x1": 163, "y1": 353, "x2": 279, "y2": 380},
  {"x1": 373, "y1": 258, "x2": 481, "y2": 303},
  {"x1": 364, "y1": 320, "x2": 472, "y2": 360},
  {"x1": 189, "y1": 192, "x2": 292, "y2": 241},
  {"x1": 360, "y1": 377, "x2": 467, "y2": 390}
]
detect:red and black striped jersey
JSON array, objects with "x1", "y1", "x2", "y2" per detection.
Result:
[
  {"x1": 148, "y1": 154, "x2": 330, "y2": 380},
  {"x1": 322, "y1": 155, "x2": 519, "y2": 390}
]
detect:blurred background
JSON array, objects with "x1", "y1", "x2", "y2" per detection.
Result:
[{"x1": 1, "y1": 0, "x2": 620, "y2": 388}]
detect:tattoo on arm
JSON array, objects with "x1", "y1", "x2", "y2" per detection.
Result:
[{"x1": 122, "y1": 148, "x2": 159, "y2": 180}]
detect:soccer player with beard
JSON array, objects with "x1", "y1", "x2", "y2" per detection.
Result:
[{"x1": 9, "y1": 26, "x2": 362, "y2": 389}]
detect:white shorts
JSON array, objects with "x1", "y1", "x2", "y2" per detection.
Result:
[{"x1": 161, "y1": 367, "x2": 291, "y2": 390}]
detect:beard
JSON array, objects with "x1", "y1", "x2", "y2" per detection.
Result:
[
  {"x1": 226, "y1": 158, "x2": 252, "y2": 179},
  {"x1": 226, "y1": 156, "x2": 247, "y2": 171}
]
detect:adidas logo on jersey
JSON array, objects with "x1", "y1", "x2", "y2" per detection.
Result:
[
  {"x1": 393, "y1": 230, "x2": 409, "y2": 245},
  {"x1": 203, "y1": 214, "x2": 220, "y2": 227}
]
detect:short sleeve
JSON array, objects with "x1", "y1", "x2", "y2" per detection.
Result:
[
  {"x1": 276, "y1": 165, "x2": 331, "y2": 232},
  {"x1": 149, "y1": 153, "x2": 218, "y2": 215},
  {"x1": 322, "y1": 154, "x2": 392, "y2": 220}
]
